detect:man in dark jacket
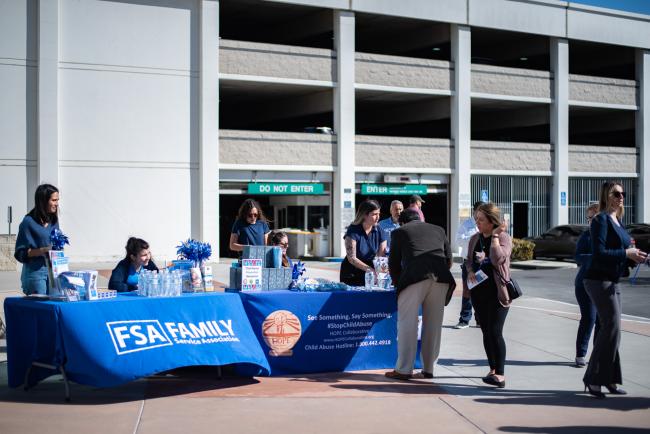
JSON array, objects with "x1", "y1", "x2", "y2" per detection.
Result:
[{"x1": 385, "y1": 209, "x2": 456, "y2": 380}]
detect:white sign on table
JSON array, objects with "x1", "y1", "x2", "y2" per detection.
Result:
[{"x1": 241, "y1": 259, "x2": 263, "y2": 291}]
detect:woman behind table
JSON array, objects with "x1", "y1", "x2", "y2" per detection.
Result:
[
  {"x1": 14, "y1": 184, "x2": 61, "y2": 295},
  {"x1": 573, "y1": 203, "x2": 600, "y2": 367},
  {"x1": 582, "y1": 182, "x2": 647, "y2": 398},
  {"x1": 229, "y1": 199, "x2": 271, "y2": 253},
  {"x1": 109, "y1": 237, "x2": 159, "y2": 292},
  {"x1": 269, "y1": 230, "x2": 293, "y2": 268},
  {"x1": 340, "y1": 199, "x2": 387, "y2": 286},
  {"x1": 465, "y1": 202, "x2": 512, "y2": 388}
]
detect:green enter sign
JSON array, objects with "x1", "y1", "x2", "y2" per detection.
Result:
[
  {"x1": 361, "y1": 184, "x2": 428, "y2": 195},
  {"x1": 248, "y1": 183, "x2": 325, "y2": 195}
]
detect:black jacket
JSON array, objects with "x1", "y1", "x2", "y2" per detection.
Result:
[
  {"x1": 584, "y1": 212, "x2": 632, "y2": 283},
  {"x1": 389, "y1": 221, "x2": 456, "y2": 303},
  {"x1": 108, "y1": 258, "x2": 159, "y2": 292}
]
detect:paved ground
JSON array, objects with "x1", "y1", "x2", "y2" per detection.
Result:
[{"x1": 1, "y1": 261, "x2": 649, "y2": 434}]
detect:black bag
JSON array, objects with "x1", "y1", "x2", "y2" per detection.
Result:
[
  {"x1": 494, "y1": 268, "x2": 523, "y2": 301},
  {"x1": 505, "y1": 278, "x2": 523, "y2": 300}
]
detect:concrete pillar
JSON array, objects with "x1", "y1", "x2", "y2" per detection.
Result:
[
  {"x1": 37, "y1": 0, "x2": 59, "y2": 186},
  {"x1": 551, "y1": 38, "x2": 569, "y2": 227},
  {"x1": 199, "y1": 0, "x2": 220, "y2": 258},
  {"x1": 450, "y1": 25, "x2": 472, "y2": 253},
  {"x1": 637, "y1": 49, "x2": 650, "y2": 222},
  {"x1": 333, "y1": 11, "x2": 355, "y2": 257}
]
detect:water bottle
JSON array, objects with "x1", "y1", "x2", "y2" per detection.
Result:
[
  {"x1": 151, "y1": 271, "x2": 159, "y2": 297},
  {"x1": 365, "y1": 270, "x2": 374, "y2": 290}
]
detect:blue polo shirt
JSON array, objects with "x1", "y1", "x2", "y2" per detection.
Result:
[
  {"x1": 231, "y1": 219, "x2": 270, "y2": 246},
  {"x1": 378, "y1": 217, "x2": 400, "y2": 250},
  {"x1": 344, "y1": 224, "x2": 385, "y2": 263}
]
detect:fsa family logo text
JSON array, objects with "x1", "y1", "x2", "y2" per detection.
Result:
[{"x1": 106, "y1": 319, "x2": 238, "y2": 355}]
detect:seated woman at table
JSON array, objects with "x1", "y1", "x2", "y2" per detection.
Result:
[
  {"x1": 269, "y1": 230, "x2": 293, "y2": 268},
  {"x1": 229, "y1": 199, "x2": 271, "y2": 253},
  {"x1": 340, "y1": 199, "x2": 387, "y2": 286},
  {"x1": 109, "y1": 237, "x2": 158, "y2": 292}
]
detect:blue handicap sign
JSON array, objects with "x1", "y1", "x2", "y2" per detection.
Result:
[
  {"x1": 561, "y1": 191, "x2": 566, "y2": 206},
  {"x1": 481, "y1": 190, "x2": 489, "y2": 202}
]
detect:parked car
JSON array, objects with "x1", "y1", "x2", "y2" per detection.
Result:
[{"x1": 526, "y1": 225, "x2": 589, "y2": 260}]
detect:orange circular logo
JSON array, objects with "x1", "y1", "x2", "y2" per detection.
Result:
[{"x1": 262, "y1": 310, "x2": 301, "y2": 357}]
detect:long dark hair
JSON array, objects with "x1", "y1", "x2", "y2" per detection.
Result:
[
  {"x1": 28, "y1": 184, "x2": 59, "y2": 225},
  {"x1": 352, "y1": 200, "x2": 381, "y2": 225},
  {"x1": 268, "y1": 230, "x2": 288, "y2": 246},
  {"x1": 125, "y1": 237, "x2": 150, "y2": 261},
  {"x1": 237, "y1": 199, "x2": 269, "y2": 223}
]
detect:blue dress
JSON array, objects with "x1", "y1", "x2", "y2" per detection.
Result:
[
  {"x1": 339, "y1": 224, "x2": 385, "y2": 286},
  {"x1": 14, "y1": 215, "x2": 61, "y2": 295}
]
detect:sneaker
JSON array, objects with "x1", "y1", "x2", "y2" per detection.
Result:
[
  {"x1": 575, "y1": 356, "x2": 587, "y2": 367},
  {"x1": 454, "y1": 321, "x2": 469, "y2": 329}
]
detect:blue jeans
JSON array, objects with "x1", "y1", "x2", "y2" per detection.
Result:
[
  {"x1": 21, "y1": 264, "x2": 49, "y2": 295},
  {"x1": 575, "y1": 280, "x2": 599, "y2": 358},
  {"x1": 459, "y1": 264, "x2": 478, "y2": 324}
]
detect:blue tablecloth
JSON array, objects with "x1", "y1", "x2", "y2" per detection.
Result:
[
  {"x1": 4, "y1": 293, "x2": 270, "y2": 388},
  {"x1": 238, "y1": 290, "x2": 406, "y2": 376}
]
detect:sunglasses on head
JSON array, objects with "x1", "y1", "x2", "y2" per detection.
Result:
[{"x1": 612, "y1": 191, "x2": 626, "y2": 199}]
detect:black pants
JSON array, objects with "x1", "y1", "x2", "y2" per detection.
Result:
[
  {"x1": 583, "y1": 279, "x2": 622, "y2": 386},
  {"x1": 471, "y1": 282, "x2": 509, "y2": 375}
]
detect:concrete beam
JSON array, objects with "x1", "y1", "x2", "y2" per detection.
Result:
[
  {"x1": 551, "y1": 38, "x2": 569, "y2": 226},
  {"x1": 199, "y1": 0, "x2": 220, "y2": 258},
  {"x1": 37, "y1": 0, "x2": 59, "y2": 186},
  {"x1": 450, "y1": 24, "x2": 472, "y2": 254},
  {"x1": 637, "y1": 49, "x2": 650, "y2": 222},
  {"x1": 333, "y1": 10, "x2": 356, "y2": 257}
]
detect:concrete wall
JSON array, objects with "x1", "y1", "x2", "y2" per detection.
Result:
[
  {"x1": 569, "y1": 75, "x2": 637, "y2": 106},
  {"x1": 0, "y1": 0, "x2": 37, "y2": 225},
  {"x1": 569, "y1": 144, "x2": 637, "y2": 173},
  {"x1": 471, "y1": 141, "x2": 553, "y2": 171},
  {"x1": 219, "y1": 130, "x2": 336, "y2": 167},
  {"x1": 472, "y1": 64, "x2": 552, "y2": 99},
  {"x1": 220, "y1": 39, "x2": 335, "y2": 82},
  {"x1": 57, "y1": 0, "x2": 199, "y2": 261},
  {"x1": 355, "y1": 53, "x2": 452, "y2": 90},
  {"x1": 355, "y1": 135, "x2": 452, "y2": 169}
]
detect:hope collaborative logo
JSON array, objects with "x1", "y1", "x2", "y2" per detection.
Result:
[
  {"x1": 262, "y1": 310, "x2": 301, "y2": 357},
  {"x1": 106, "y1": 319, "x2": 238, "y2": 355}
]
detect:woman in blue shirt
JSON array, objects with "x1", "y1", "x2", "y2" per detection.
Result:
[
  {"x1": 14, "y1": 184, "x2": 61, "y2": 295},
  {"x1": 109, "y1": 237, "x2": 159, "y2": 292},
  {"x1": 229, "y1": 199, "x2": 271, "y2": 253},
  {"x1": 582, "y1": 182, "x2": 647, "y2": 398},
  {"x1": 340, "y1": 199, "x2": 387, "y2": 286}
]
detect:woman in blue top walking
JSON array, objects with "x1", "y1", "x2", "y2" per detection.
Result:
[
  {"x1": 573, "y1": 203, "x2": 600, "y2": 367},
  {"x1": 229, "y1": 199, "x2": 271, "y2": 253},
  {"x1": 582, "y1": 181, "x2": 647, "y2": 398},
  {"x1": 14, "y1": 184, "x2": 61, "y2": 295}
]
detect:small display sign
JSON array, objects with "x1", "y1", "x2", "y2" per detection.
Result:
[
  {"x1": 248, "y1": 183, "x2": 324, "y2": 195},
  {"x1": 561, "y1": 191, "x2": 567, "y2": 206},
  {"x1": 481, "y1": 189, "x2": 489, "y2": 202},
  {"x1": 241, "y1": 259, "x2": 263, "y2": 291},
  {"x1": 361, "y1": 184, "x2": 427, "y2": 196}
]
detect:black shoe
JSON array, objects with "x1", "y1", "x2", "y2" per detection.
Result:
[
  {"x1": 583, "y1": 382, "x2": 606, "y2": 399},
  {"x1": 605, "y1": 384, "x2": 627, "y2": 395},
  {"x1": 482, "y1": 374, "x2": 505, "y2": 388}
]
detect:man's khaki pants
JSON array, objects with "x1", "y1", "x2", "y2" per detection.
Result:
[{"x1": 395, "y1": 277, "x2": 448, "y2": 375}]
